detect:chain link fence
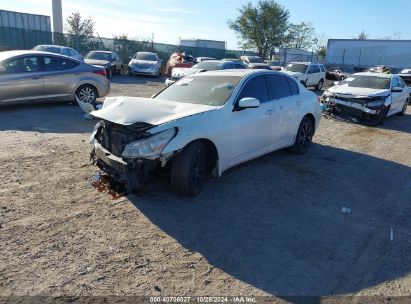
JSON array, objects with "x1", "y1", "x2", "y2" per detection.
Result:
[{"x1": 0, "y1": 26, "x2": 258, "y2": 63}]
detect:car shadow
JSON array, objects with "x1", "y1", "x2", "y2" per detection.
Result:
[
  {"x1": 0, "y1": 103, "x2": 96, "y2": 133},
  {"x1": 128, "y1": 143, "x2": 411, "y2": 298}
]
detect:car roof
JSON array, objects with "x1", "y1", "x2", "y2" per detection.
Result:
[
  {"x1": 190, "y1": 69, "x2": 283, "y2": 78},
  {"x1": 354, "y1": 72, "x2": 393, "y2": 78},
  {"x1": 35, "y1": 45, "x2": 66, "y2": 49},
  {"x1": 0, "y1": 50, "x2": 79, "y2": 62},
  {"x1": 289, "y1": 62, "x2": 322, "y2": 65},
  {"x1": 136, "y1": 51, "x2": 157, "y2": 55},
  {"x1": 88, "y1": 50, "x2": 114, "y2": 54}
]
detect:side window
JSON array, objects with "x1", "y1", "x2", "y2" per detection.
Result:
[
  {"x1": 61, "y1": 48, "x2": 70, "y2": 56},
  {"x1": 397, "y1": 77, "x2": 405, "y2": 88},
  {"x1": 233, "y1": 63, "x2": 245, "y2": 69},
  {"x1": 320, "y1": 65, "x2": 325, "y2": 72},
  {"x1": 44, "y1": 56, "x2": 79, "y2": 71},
  {"x1": 312, "y1": 65, "x2": 321, "y2": 73},
  {"x1": 287, "y1": 78, "x2": 299, "y2": 95},
  {"x1": 222, "y1": 63, "x2": 233, "y2": 70},
  {"x1": 307, "y1": 65, "x2": 315, "y2": 74},
  {"x1": 266, "y1": 74, "x2": 292, "y2": 99},
  {"x1": 2, "y1": 56, "x2": 40, "y2": 74},
  {"x1": 391, "y1": 77, "x2": 399, "y2": 89},
  {"x1": 237, "y1": 75, "x2": 270, "y2": 103}
]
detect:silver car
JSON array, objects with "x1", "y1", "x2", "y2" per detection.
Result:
[
  {"x1": 128, "y1": 52, "x2": 162, "y2": 77},
  {"x1": 0, "y1": 50, "x2": 110, "y2": 106},
  {"x1": 32, "y1": 45, "x2": 84, "y2": 62}
]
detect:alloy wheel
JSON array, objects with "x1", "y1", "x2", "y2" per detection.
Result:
[{"x1": 78, "y1": 87, "x2": 95, "y2": 104}]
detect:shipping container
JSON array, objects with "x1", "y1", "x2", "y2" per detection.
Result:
[
  {"x1": 327, "y1": 39, "x2": 411, "y2": 69},
  {"x1": 0, "y1": 10, "x2": 51, "y2": 32}
]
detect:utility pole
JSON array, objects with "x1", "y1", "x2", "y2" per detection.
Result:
[{"x1": 52, "y1": 0, "x2": 63, "y2": 33}]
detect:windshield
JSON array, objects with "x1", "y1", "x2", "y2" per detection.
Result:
[
  {"x1": 343, "y1": 75, "x2": 391, "y2": 90},
  {"x1": 134, "y1": 53, "x2": 157, "y2": 61},
  {"x1": 154, "y1": 75, "x2": 241, "y2": 106},
  {"x1": 85, "y1": 52, "x2": 111, "y2": 61},
  {"x1": 192, "y1": 61, "x2": 222, "y2": 70},
  {"x1": 285, "y1": 63, "x2": 308, "y2": 73}
]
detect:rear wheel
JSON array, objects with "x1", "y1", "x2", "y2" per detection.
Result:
[
  {"x1": 75, "y1": 85, "x2": 97, "y2": 104},
  {"x1": 289, "y1": 117, "x2": 315, "y2": 154},
  {"x1": 397, "y1": 99, "x2": 408, "y2": 116},
  {"x1": 171, "y1": 142, "x2": 207, "y2": 197},
  {"x1": 315, "y1": 79, "x2": 324, "y2": 91}
]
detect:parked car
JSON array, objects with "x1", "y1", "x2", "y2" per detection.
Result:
[
  {"x1": 265, "y1": 61, "x2": 283, "y2": 71},
  {"x1": 283, "y1": 62, "x2": 326, "y2": 91},
  {"x1": 240, "y1": 55, "x2": 264, "y2": 66},
  {"x1": 164, "y1": 52, "x2": 196, "y2": 77},
  {"x1": 165, "y1": 60, "x2": 246, "y2": 86},
  {"x1": 326, "y1": 69, "x2": 347, "y2": 81},
  {"x1": 0, "y1": 50, "x2": 110, "y2": 106},
  {"x1": 84, "y1": 51, "x2": 122, "y2": 78},
  {"x1": 196, "y1": 57, "x2": 215, "y2": 63},
  {"x1": 398, "y1": 69, "x2": 411, "y2": 104},
  {"x1": 365, "y1": 65, "x2": 400, "y2": 74},
  {"x1": 322, "y1": 73, "x2": 408, "y2": 124},
  {"x1": 248, "y1": 63, "x2": 271, "y2": 70},
  {"x1": 128, "y1": 52, "x2": 162, "y2": 77},
  {"x1": 90, "y1": 70, "x2": 321, "y2": 197},
  {"x1": 32, "y1": 45, "x2": 83, "y2": 61}
]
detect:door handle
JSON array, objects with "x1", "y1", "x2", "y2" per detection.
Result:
[{"x1": 266, "y1": 109, "x2": 275, "y2": 115}]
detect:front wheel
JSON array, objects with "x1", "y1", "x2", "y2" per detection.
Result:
[
  {"x1": 289, "y1": 117, "x2": 315, "y2": 154},
  {"x1": 75, "y1": 85, "x2": 97, "y2": 104},
  {"x1": 171, "y1": 142, "x2": 207, "y2": 197}
]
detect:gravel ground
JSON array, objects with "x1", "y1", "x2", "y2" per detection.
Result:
[{"x1": 0, "y1": 75, "x2": 410, "y2": 302}]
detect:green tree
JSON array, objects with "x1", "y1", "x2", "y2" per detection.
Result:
[
  {"x1": 228, "y1": 0, "x2": 290, "y2": 59},
  {"x1": 286, "y1": 22, "x2": 315, "y2": 50},
  {"x1": 65, "y1": 12, "x2": 95, "y2": 37},
  {"x1": 355, "y1": 30, "x2": 368, "y2": 40}
]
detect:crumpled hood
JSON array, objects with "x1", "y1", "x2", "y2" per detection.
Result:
[
  {"x1": 85, "y1": 59, "x2": 110, "y2": 66},
  {"x1": 328, "y1": 85, "x2": 390, "y2": 98},
  {"x1": 171, "y1": 67, "x2": 201, "y2": 79},
  {"x1": 91, "y1": 97, "x2": 218, "y2": 126},
  {"x1": 129, "y1": 59, "x2": 157, "y2": 66},
  {"x1": 282, "y1": 71, "x2": 303, "y2": 78}
]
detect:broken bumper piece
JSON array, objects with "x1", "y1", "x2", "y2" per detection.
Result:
[
  {"x1": 91, "y1": 143, "x2": 158, "y2": 193},
  {"x1": 323, "y1": 97, "x2": 384, "y2": 122}
]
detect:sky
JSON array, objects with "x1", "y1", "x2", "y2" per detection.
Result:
[{"x1": 1, "y1": 0, "x2": 411, "y2": 50}]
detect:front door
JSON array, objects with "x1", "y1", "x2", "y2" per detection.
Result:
[{"x1": 229, "y1": 75, "x2": 275, "y2": 166}]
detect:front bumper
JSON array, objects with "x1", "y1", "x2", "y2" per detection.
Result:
[
  {"x1": 91, "y1": 143, "x2": 158, "y2": 193},
  {"x1": 128, "y1": 65, "x2": 160, "y2": 76},
  {"x1": 322, "y1": 97, "x2": 385, "y2": 121}
]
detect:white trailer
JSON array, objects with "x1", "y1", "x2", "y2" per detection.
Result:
[
  {"x1": 180, "y1": 39, "x2": 226, "y2": 50},
  {"x1": 327, "y1": 39, "x2": 411, "y2": 69}
]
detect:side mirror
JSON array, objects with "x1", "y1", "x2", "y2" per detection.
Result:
[
  {"x1": 392, "y1": 87, "x2": 403, "y2": 93},
  {"x1": 237, "y1": 97, "x2": 260, "y2": 109}
]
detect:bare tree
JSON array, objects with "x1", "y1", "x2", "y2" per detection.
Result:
[
  {"x1": 65, "y1": 12, "x2": 95, "y2": 37},
  {"x1": 354, "y1": 30, "x2": 368, "y2": 40},
  {"x1": 285, "y1": 22, "x2": 316, "y2": 50}
]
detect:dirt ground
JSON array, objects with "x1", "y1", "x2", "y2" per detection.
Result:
[{"x1": 0, "y1": 75, "x2": 410, "y2": 302}]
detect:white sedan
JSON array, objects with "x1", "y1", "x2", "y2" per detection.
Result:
[
  {"x1": 90, "y1": 70, "x2": 322, "y2": 197},
  {"x1": 322, "y1": 73, "x2": 409, "y2": 124}
]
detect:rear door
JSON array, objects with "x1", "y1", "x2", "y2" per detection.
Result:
[
  {"x1": 307, "y1": 65, "x2": 320, "y2": 86},
  {"x1": 0, "y1": 55, "x2": 44, "y2": 103},
  {"x1": 390, "y1": 76, "x2": 407, "y2": 114},
  {"x1": 266, "y1": 74, "x2": 302, "y2": 145},
  {"x1": 42, "y1": 55, "x2": 82, "y2": 101}
]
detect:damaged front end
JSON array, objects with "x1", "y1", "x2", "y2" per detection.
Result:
[
  {"x1": 322, "y1": 93, "x2": 388, "y2": 124},
  {"x1": 90, "y1": 120, "x2": 177, "y2": 193}
]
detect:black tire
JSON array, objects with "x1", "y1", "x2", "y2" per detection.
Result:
[
  {"x1": 75, "y1": 84, "x2": 97, "y2": 104},
  {"x1": 171, "y1": 141, "x2": 207, "y2": 197},
  {"x1": 289, "y1": 117, "x2": 315, "y2": 154},
  {"x1": 397, "y1": 99, "x2": 408, "y2": 116},
  {"x1": 315, "y1": 79, "x2": 324, "y2": 91}
]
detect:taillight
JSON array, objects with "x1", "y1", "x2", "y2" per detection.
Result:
[{"x1": 93, "y1": 69, "x2": 107, "y2": 77}]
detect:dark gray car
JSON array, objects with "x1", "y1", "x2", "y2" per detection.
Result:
[
  {"x1": 0, "y1": 50, "x2": 110, "y2": 106},
  {"x1": 85, "y1": 51, "x2": 122, "y2": 79}
]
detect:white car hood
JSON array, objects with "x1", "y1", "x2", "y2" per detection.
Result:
[
  {"x1": 328, "y1": 85, "x2": 390, "y2": 97},
  {"x1": 282, "y1": 71, "x2": 303, "y2": 78},
  {"x1": 172, "y1": 67, "x2": 200, "y2": 79},
  {"x1": 91, "y1": 97, "x2": 218, "y2": 126},
  {"x1": 130, "y1": 59, "x2": 157, "y2": 66}
]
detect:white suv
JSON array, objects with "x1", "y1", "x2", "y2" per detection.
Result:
[{"x1": 283, "y1": 62, "x2": 326, "y2": 91}]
